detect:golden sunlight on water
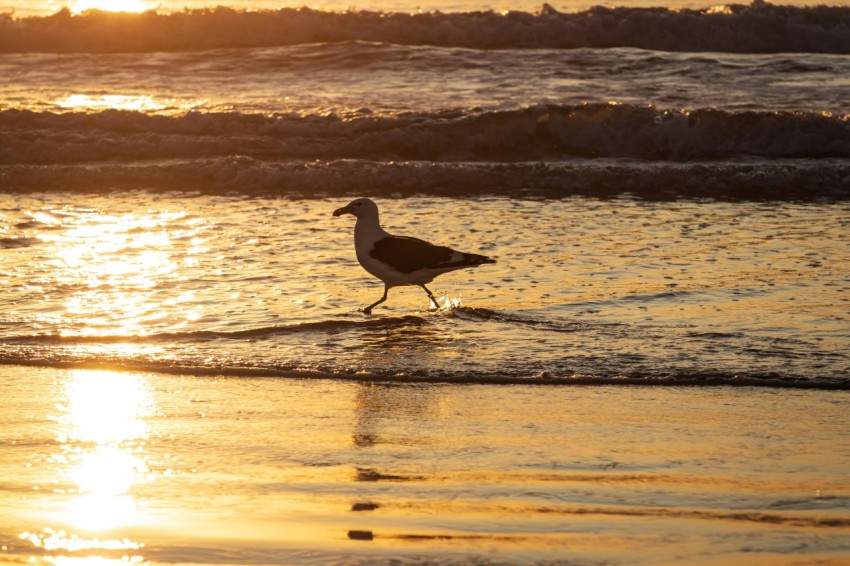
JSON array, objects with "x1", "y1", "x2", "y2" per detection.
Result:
[
  {"x1": 20, "y1": 370, "x2": 153, "y2": 560},
  {"x1": 53, "y1": 94, "x2": 202, "y2": 114},
  {"x1": 55, "y1": 95, "x2": 164, "y2": 112},
  {"x1": 38, "y1": 209, "x2": 200, "y2": 337}
]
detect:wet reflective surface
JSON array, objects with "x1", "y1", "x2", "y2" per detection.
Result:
[
  {"x1": 1, "y1": 366, "x2": 848, "y2": 564},
  {"x1": 1, "y1": 194, "x2": 848, "y2": 386},
  {"x1": 1, "y1": 192, "x2": 849, "y2": 563}
]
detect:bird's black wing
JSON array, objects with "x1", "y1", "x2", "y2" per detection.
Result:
[{"x1": 370, "y1": 236, "x2": 455, "y2": 274}]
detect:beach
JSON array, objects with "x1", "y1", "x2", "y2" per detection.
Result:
[
  {"x1": 1, "y1": 365, "x2": 849, "y2": 565},
  {"x1": 2, "y1": 0, "x2": 850, "y2": 562}
]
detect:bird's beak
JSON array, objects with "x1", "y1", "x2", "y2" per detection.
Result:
[{"x1": 333, "y1": 205, "x2": 353, "y2": 217}]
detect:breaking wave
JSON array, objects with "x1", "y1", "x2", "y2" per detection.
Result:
[
  {"x1": 1, "y1": 307, "x2": 847, "y2": 390},
  {"x1": 5, "y1": 104, "x2": 847, "y2": 162},
  {"x1": 0, "y1": 315, "x2": 431, "y2": 343},
  {"x1": 2, "y1": 2, "x2": 850, "y2": 54},
  {"x1": 1, "y1": 353, "x2": 846, "y2": 390},
  {"x1": 2, "y1": 104, "x2": 849, "y2": 198},
  {"x1": 3, "y1": 157, "x2": 848, "y2": 199}
]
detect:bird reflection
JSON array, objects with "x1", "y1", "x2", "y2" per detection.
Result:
[
  {"x1": 350, "y1": 321, "x2": 453, "y2": 448},
  {"x1": 352, "y1": 383, "x2": 439, "y2": 449}
]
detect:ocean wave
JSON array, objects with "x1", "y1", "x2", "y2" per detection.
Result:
[
  {"x1": 0, "y1": 356, "x2": 846, "y2": 390},
  {"x1": 1, "y1": 306, "x2": 847, "y2": 390},
  {"x1": 0, "y1": 315, "x2": 430, "y2": 344},
  {"x1": 0, "y1": 309, "x2": 578, "y2": 344},
  {"x1": 2, "y1": 103, "x2": 849, "y2": 166},
  {"x1": 2, "y1": 2, "x2": 850, "y2": 54},
  {"x1": 450, "y1": 306, "x2": 626, "y2": 333},
  {"x1": 2, "y1": 157, "x2": 849, "y2": 200}
]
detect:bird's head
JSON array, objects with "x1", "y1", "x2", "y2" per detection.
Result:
[{"x1": 333, "y1": 198, "x2": 378, "y2": 219}]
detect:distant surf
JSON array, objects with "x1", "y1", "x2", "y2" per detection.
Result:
[{"x1": 2, "y1": 3, "x2": 850, "y2": 54}]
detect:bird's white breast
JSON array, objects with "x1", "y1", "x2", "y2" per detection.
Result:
[{"x1": 353, "y1": 217, "x2": 409, "y2": 286}]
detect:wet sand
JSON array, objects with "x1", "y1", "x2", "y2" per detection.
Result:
[{"x1": 1, "y1": 365, "x2": 849, "y2": 565}]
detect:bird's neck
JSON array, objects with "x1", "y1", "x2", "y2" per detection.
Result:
[{"x1": 354, "y1": 214, "x2": 387, "y2": 244}]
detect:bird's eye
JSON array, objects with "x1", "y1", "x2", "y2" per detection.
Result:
[{"x1": 356, "y1": 203, "x2": 362, "y2": 206}]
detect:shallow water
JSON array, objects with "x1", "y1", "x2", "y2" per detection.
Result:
[
  {"x1": 1, "y1": 366, "x2": 848, "y2": 565},
  {"x1": 1, "y1": 193, "x2": 848, "y2": 387}
]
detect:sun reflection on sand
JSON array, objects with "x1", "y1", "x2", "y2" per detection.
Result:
[
  {"x1": 60, "y1": 370, "x2": 152, "y2": 443},
  {"x1": 20, "y1": 370, "x2": 154, "y2": 560},
  {"x1": 59, "y1": 370, "x2": 153, "y2": 528},
  {"x1": 20, "y1": 527, "x2": 143, "y2": 554}
]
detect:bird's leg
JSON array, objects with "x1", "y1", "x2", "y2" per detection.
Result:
[
  {"x1": 419, "y1": 284, "x2": 440, "y2": 310},
  {"x1": 363, "y1": 284, "x2": 389, "y2": 315}
]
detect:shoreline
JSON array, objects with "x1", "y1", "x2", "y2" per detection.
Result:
[{"x1": 1, "y1": 359, "x2": 848, "y2": 390}]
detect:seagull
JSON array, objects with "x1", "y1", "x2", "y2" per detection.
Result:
[{"x1": 333, "y1": 198, "x2": 496, "y2": 314}]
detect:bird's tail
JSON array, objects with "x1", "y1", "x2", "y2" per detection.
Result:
[{"x1": 459, "y1": 252, "x2": 496, "y2": 266}]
